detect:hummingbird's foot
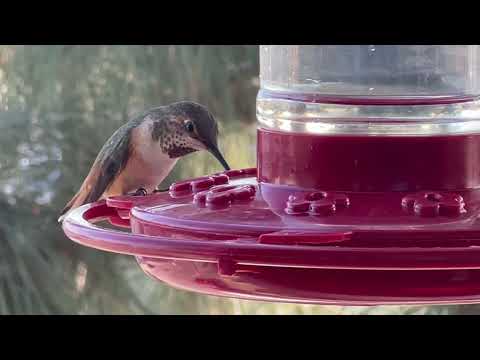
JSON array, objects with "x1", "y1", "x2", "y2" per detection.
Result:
[
  {"x1": 153, "y1": 187, "x2": 169, "y2": 193},
  {"x1": 132, "y1": 187, "x2": 148, "y2": 196}
]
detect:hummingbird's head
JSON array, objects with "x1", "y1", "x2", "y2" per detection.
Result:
[{"x1": 159, "y1": 101, "x2": 230, "y2": 170}]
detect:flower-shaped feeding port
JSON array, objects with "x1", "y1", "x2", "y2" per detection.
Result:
[
  {"x1": 165, "y1": 168, "x2": 257, "y2": 209},
  {"x1": 401, "y1": 191, "x2": 466, "y2": 217},
  {"x1": 194, "y1": 184, "x2": 256, "y2": 209},
  {"x1": 285, "y1": 191, "x2": 350, "y2": 216},
  {"x1": 169, "y1": 174, "x2": 230, "y2": 197},
  {"x1": 168, "y1": 168, "x2": 257, "y2": 198}
]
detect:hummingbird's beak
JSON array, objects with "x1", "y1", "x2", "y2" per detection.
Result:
[{"x1": 208, "y1": 144, "x2": 230, "y2": 171}]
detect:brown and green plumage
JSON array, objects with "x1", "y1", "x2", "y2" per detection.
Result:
[{"x1": 58, "y1": 101, "x2": 230, "y2": 222}]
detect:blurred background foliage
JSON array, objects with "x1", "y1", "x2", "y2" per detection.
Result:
[{"x1": 0, "y1": 45, "x2": 475, "y2": 314}]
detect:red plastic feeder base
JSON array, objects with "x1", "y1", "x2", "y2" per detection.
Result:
[{"x1": 61, "y1": 166, "x2": 480, "y2": 306}]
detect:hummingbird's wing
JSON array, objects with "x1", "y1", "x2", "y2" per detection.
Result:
[
  {"x1": 84, "y1": 135, "x2": 132, "y2": 204},
  {"x1": 59, "y1": 122, "x2": 135, "y2": 221}
]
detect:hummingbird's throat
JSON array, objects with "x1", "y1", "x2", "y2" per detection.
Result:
[
  {"x1": 164, "y1": 136, "x2": 206, "y2": 158},
  {"x1": 167, "y1": 146, "x2": 197, "y2": 158}
]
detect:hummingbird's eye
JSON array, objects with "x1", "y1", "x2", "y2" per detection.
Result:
[{"x1": 185, "y1": 120, "x2": 194, "y2": 133}]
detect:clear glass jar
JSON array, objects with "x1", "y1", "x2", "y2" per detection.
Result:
[
  {"x1": 257, "y1": 46, "x2": 480, "y2": 192},
  {"x1": 257, "y1": 45, "x2": 480, "y2": 136}
]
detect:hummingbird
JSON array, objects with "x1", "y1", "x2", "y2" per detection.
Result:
[{"x1": 58, "y1": 101, "x2": 230, "y2": 222}]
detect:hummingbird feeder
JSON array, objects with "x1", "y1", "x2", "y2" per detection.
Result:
[{"x1": 62, "y1": 45, "x2": 480, "y2": 305}]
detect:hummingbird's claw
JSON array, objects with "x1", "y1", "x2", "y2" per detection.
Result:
[
  {"x1": 153, "y1": 187, "x2": 169, "y2": 193},
  {"x1": 131, "y1": 188, "x2": 148, "y2": 196}
]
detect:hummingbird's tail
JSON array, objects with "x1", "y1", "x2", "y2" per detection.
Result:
[{"x1": 58, "y1": 188, "x2": 90, "y2": 223}]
